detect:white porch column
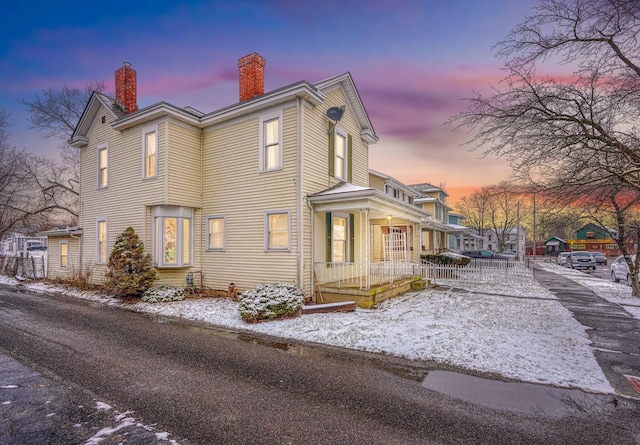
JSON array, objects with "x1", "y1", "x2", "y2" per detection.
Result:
[{"x1": 365, "y1": 209, "x2": 370, "y2": 290}]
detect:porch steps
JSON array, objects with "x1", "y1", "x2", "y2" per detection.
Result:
[{"x1": 302, "y1": 301, "x2": 356, "y2": 315}]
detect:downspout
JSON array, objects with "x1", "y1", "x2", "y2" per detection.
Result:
[
  {"x1": 307, "y1": 199, "x2": 315, "y2": 302},
  {"x1": 296, "y1": 97, "x2": 303, "y2": 289},
  {"x1": 199, "y1": 128, "x2": 204, "y2": 276}
]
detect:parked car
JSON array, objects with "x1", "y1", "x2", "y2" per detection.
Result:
[
  {"x1": 460, "y1": 250, "x2": 508, "y2": 260},
  {"x1": 500, "y1": 250, "x2": 517, "y2": 260},
  {"x1": 591, "y1": 252, "x2": 607, "y2": 265},
  {"x1": 557, "y1": 252, "x2": 571, "y2": 266},
  {"x1": 567, "y1": 251, "x2": 596, "y2": 271},
  {"x1": 610, "y1": 255, "x2": 638, "y2": 286}
]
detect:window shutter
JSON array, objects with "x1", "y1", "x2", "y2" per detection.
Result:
[
  {"x1": 347, "y1": 134, "x2": 353, "y2": 182},
  {"x1": 349, "y1": 213, "x2": 355, "y2": 262},
  {"x1": 328, "y1": 125, "x2": 335, "y2": 177},
  {"x1": 326, "y1": 212, "x2": 332, "y2": 262}
]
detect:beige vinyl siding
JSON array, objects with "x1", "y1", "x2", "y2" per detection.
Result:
[
  {"x1": 78, "y1": 108, "x2": 201, "y2": 284},
  {"x1": 166, "y1": 122, "x2": 201, "y2": 207},
  {"x1": 200, "y1": 106, "x2": 298, "y2": 293},
  {"x1": 368, "y1": 173, "x2": 386, "y2": 192},
  {"x1": 45, "y1": 236, "x2": 80, "y2": 280},
  {"x1": 80, "y1": 111, "x2": 165, "y2": 273},
  {"x1": 301, "y1": 88, "x2": 370, "y2": 294}
]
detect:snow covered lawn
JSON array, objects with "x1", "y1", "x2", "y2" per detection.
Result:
[{"x1": 3, "y1": 267, "x2": 633, "y2": 395}]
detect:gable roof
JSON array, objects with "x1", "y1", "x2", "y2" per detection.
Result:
[
  {"x1": 69, "y1": 93, "x2": 124, "y2": 147},
  {"x1": 69, "y1": 72, "x2": 378, "y2": 146},
  {"x1": 369, "y1": 169, "x2": 419, "y2": 197},
  {"x1": 314, "y1": 72, "x2": 378, "y2": 144}
]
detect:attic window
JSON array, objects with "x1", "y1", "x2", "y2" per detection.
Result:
[{"x1": 101, "y1": 116, "x2": 106, "y2": 124}]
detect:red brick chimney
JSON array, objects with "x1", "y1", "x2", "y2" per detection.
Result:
[
  {"x1": 238, "y1": 53, "x2": 265, "y2": 102},
  {"x1": 115, "y1": 62, "x2": 138, "y2": 114}
]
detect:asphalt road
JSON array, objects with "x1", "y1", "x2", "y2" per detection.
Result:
[{"x1": 1, "y1": 283, "x2": 640, "y2": 444}]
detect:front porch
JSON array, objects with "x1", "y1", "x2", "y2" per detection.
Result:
[
  {"x1": 308, "y1": 183, "x2": 432, "y2": 308},
  {"x1": 314, "y1": 261, "x2": 426, "y2": 308}
]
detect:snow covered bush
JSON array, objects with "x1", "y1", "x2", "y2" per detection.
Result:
[
  {"x1": 421, "y1": 253, "x2": 471, "y2": 266},
  {"x1": 141, "y1": 285, "x2": 187, "y2": 303},
  {"x1": 105, "y1": 227, "x2": 157, "y2": 299},
  {"x1": 238, "y1": 283, "x2": 305, "y2": 323}
]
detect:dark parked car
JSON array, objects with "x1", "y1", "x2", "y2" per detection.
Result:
[
  {"x1": 567, "y1": 251, "x2": 596, "y2": 271},
  {"x1": 591, "y1": 252, "x2": 607, "y2": 265},
  {"x1": 460, "y1": 250, "x2": 508, "y2": 260}
]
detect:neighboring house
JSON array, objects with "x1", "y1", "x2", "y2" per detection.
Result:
[
  {"x1": 368, "y1": 170, "x2": 426, "y2": 261},
  {"x1": 408, "y1": 183, "x2": 452, "y2": 254},
  {"x1": 48, "y1": 53, "x2": 429, "y2": 307},
  {"x1": 484, "y1": 226, "x2": 526, "y2": 257},
  {"x1": 544, "y1": 236, "x2": 567, "y2": 255},
  {"x1": 447, "y1": 213, "x2": 484, "y2": 251},
  {"x1": 1, "y1": 233, "x2": 48, "y2": 258},
  {"x1": 567, "y1": 223, "x2": 620, "y2": 256}
]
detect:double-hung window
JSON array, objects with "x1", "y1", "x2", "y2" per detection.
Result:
[
  {"x1": 59, "y1": 241, "x2": 68, "y2": 268},
  {"x1": 207, "y1": 216, "x2": 225, "y2": 251},
  {"x1": 97, "y1": 143, "x2": 108, "y2": 188},
  {"x1": 265, "y1": 210, "x2": 290, "y2": 251},
  {"x1": 143, "y1": 125, "x2": 157, "y2": 178},
  {"x1": 152, "y1": 206, "x2": 192, "y2": 267},
  {"x1": 97, "y1": 218, "x2": 108, "y2": 263},
  {"x1": 330, "y1": 127, "x2": 352, "y2": 182},
  {"x1": 259, "y1": 111, "x2": 282, "y2": 171},
  {"x1": 332, "y1": 216, "x2": 347, "y2": 263}
]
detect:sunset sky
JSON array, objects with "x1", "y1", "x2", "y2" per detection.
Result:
[{"x1": 1, "y1": 0, "x2": 541, "y2": 205}]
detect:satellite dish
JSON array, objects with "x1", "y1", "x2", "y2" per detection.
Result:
[{"x1": 326, "y1": 106, "x2": 346, "y2": 122}]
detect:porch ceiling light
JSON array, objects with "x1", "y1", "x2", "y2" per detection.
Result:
[{"x1": 386, "y1": 215, "x2": 393, "y2": 221}]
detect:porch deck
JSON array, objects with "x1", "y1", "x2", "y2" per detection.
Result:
[{"x1": 314, "y1": 262, "x2": 426, "y2": 308}]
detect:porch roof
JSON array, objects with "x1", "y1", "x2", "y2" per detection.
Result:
[
  {"x1": 446, "y1": 223, "x2": 483, "y2": 238},
  {"x1": 37, "y1": 226, "x2": 83, "y2": 237},
  {"x1": 308, "y1": 183, "x2": 429, "y2": 222}
]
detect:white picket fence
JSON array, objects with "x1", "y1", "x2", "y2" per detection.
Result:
[{"x1": 423, "y1": 258, "x2": 534, "y2": 284}]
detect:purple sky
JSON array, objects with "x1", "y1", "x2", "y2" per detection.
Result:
[{"x1": 1, "y1": 0, "x2": 540, "y2": 203}]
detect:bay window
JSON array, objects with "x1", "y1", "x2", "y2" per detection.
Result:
[{"x1": 152, "y1": 206, "x2": 193, "y2": 267}]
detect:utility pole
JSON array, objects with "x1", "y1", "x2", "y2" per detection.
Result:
[{"x1": 532, "y1": 192, "x2": 536, "y2": 261}]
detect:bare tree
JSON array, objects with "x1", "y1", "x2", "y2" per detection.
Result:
[
  {"x1": 457, "y1": 188, "x2": 491, "y2": 237},
  {"x1": 451, "y1": 0, "x2": 640, "y2": 294},
  {"x1": 19, "y1": 81, "x2": 105, "y2": 222},
  {"x1": 452, "y1": 0, "x2": 640, "y2": 193},
  {"x1": 0, "y1": 109, "x2": 55, "y2": 240}
]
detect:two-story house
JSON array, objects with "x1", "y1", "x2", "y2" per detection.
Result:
[
  {"x1": 409, "y1": 183, "x2": 452, "y2": 254},
  {"x1": 484, "y1": 226, "x2": 526, "y2": 256},
  {"x1": 45, "y1": 54, "x2": 428, "y2": 307}
]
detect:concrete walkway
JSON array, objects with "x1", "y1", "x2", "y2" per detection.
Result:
[{"x1": 533, "y1": 266, "x2": 640, "y2": 399}]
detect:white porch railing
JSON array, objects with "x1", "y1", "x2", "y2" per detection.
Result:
[{"x1": 314, "y1": 261, "x2": 423, "y2": 290}]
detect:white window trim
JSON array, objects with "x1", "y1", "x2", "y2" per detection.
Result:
[
  {"x1": 97, "y1": 143, "x2": 108, "y2": 189},
  {"x1": 97, "y1": 217, "x2": 108, "y2": 264},
  {"x1": 334, "y1": 127, "x2": 348, "y2": 180},
  {"x1": 151, "y1": 206, "x2": 193, "y2": 268},
  {"x1": 331, "y1": 212, "x2": 350, "y2": 263},
  {"x1": 259, "y1": 110, "x2": 283, "y2": 172},
  {"x1": 142, "y1": 124, "x2": 158, "y2": 179},
  {"x1": 59, "y1": 240, "x2": 68, "y2": 269},
  {"x1": 264, "y1": 209, "x2": 291, "y2": 252},
  {"x1": 206, "y1": 215, "x2": 226, "y2": 251}
]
